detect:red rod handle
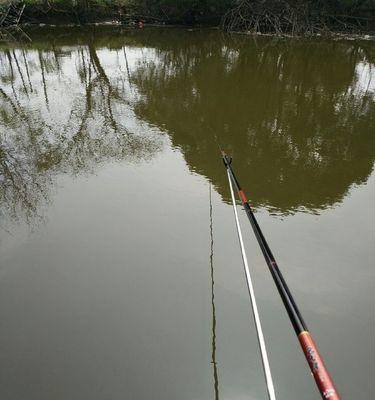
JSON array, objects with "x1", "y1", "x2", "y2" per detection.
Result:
[{"x1": 298, "y1": 331, "x2": 340, "y2": 399}]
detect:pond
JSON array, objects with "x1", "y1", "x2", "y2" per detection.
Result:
[{"x1": 0, "y1": 26, "x2": 374, "y2": 400}]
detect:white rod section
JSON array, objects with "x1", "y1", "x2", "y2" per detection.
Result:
[{"x1": 227, "y1": 170, "x2": 277, "y2": 400}]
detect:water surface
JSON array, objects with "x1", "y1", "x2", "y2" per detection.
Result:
[{"x1": 0, "y1": 27, "x2": 374, "y2": 400}]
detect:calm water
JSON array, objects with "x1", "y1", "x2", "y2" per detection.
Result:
[{"x1": 0, "y1": 27, "x2": 374, "y2": 400}]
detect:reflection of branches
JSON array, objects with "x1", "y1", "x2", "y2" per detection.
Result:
[
  {"x1": 0, "y1": 41, "x2": 162, "y2": 226},
  {"x1": 38, "y1": 50, "x2": 49, "y2": 110},
  {"x1": 12, "y1": 49, "x2": 28, "y2": 97},
  {"x1": 5, "y1": 49, "x2": 18, "y2": 103},
  {"x1": 89, "y1": 43, "x2": 119, "y2": 132},
  {"x1": 0, "y1": 87, "x2": 17, "y2": 114},
  {"x1": 22, "y1": 49, "x2": 33, "y2": 93},
  {"x1": 123, "y1": 46, "x2": 132, "y2": 85},
  {"x1": 0, "y1": 100, "x2": 51, "y2": 224},
  {"x1": 0, "y1": 145, "x2": 47, "y2": 222},
  {"x1": 129, "y1": 33, "x2": 375, "y2": 213}
]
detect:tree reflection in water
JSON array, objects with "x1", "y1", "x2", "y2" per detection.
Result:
[
  {"x1": 129, "y1": 30, "x2": 375, "y2": 214},
  {"x1": 0, "y1": 31, "x2": 164, "y2": 226},
  {"x1": 0, "y1": 27, "x2": 374, "y2": 227}
]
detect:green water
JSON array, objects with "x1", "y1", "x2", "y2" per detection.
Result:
[{"x1": 0, "y1": 26, "x2": 374, "y2": 399}]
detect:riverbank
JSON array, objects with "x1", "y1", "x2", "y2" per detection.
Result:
[
  {"x1": 1, "y1": 0, "x2": 375, "y2": 36},
  {"x1": 15, "y1": 0, "x2": 229, "y2": 26},
  {"x1": 12, "y1": 22, "x2": 375, "y2": 44}
]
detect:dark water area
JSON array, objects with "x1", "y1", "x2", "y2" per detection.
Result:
[{"x1": 0, "y1": 26, "x2": 374, "y2": 399}]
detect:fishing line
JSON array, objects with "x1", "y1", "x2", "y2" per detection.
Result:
[{"x1": 209, "y1": 183, "x2": 220, "y2": 400}]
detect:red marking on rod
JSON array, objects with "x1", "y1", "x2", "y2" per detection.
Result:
[
  {"x1": 298, "y1": 332, "x2": 340, "y2": 400},
  {"x1": 239, "y1": 190, "x2": 248, "y2": 204}
]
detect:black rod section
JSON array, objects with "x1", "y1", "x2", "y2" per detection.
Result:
[
  {"x1": 222, "y1": 153, "x2": 306, "y2": 334},
  {"x1": 221, "y1": 152, "x2": 340, "y2": 400}
]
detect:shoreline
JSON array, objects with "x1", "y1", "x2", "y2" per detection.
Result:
[
  {"x1": 15, "y1": 22, "x2": 375, "y2": 42},
  {"x1": 2, "y1": 1, "x2": 375, "y2": 42}
]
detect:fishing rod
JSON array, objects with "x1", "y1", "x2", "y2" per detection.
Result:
[
  {"x1": 227, "y1": 171, "x2": 277, "y2": 400},
  {"x1": 222, "y1": 151, "x2": 340, "y2": 400}
]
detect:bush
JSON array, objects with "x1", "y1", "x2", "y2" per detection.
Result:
[{"x1": 127, "y1": 0, "x2": 234, "y2": 24}]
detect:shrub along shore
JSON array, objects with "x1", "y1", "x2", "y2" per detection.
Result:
[{"x1": 2, "y1": 0, "x2": 375, "y2": 35}]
